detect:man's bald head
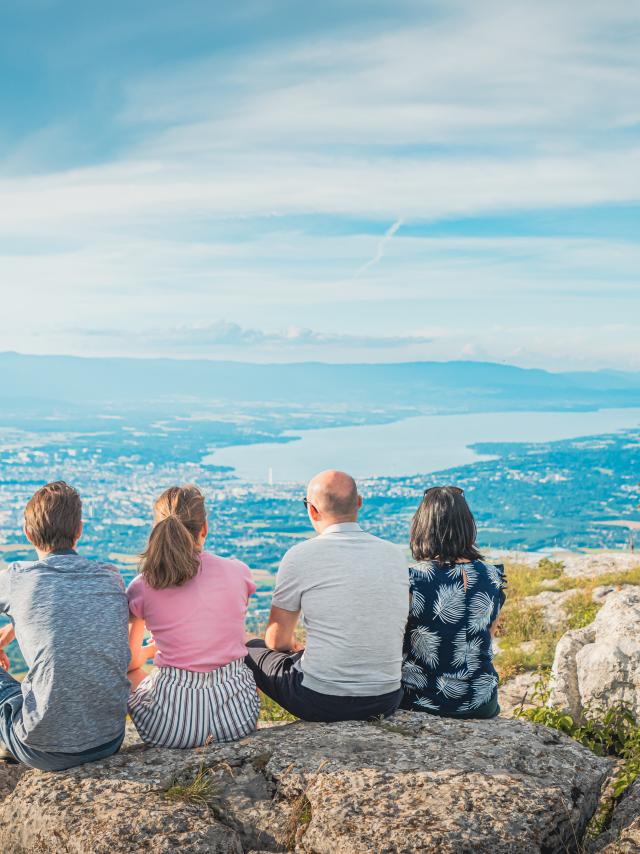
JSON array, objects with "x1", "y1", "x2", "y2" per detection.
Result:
[{"x1": 306, "y1": 470, "x2": 360, "y2": 524}]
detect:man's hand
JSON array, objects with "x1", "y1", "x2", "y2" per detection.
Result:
[{"x1": 0, "y1": 649, "x2": 10, "y2": 671}]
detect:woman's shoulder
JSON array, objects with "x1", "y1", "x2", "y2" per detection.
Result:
[
  {"x1": 409, "y1": 559, "x2": 438, "y2": 576},
  {"x1": 473, "y1": 559, "x2": 506, "y2": 589}
]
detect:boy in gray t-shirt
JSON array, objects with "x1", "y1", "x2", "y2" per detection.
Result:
[{"x1": 0, "y1": 481, "x2": 130, "y2": 771}]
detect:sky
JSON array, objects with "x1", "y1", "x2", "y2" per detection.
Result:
[{"x1": 0, "y1": 0, "x2": 639, "y2": 370}]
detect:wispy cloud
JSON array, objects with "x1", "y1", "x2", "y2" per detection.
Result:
[
  {"x1": 75, "y1": 321, "x2": 433, "y2": 353},
  {"x1": 355, "y1": 219, "x2": 404, "y2": 277},
  {"x1": 0, "y1": 1, "x2": 639, "y2": 369}
]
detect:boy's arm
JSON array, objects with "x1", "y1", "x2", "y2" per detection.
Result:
[
  {"x1": 0, "y1": 624, "x2": 14, "y2": 670},
  {"x1": 0, "y1": 624, "x2": 15, "y2": 647}
]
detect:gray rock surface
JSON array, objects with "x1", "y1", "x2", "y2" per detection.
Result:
[
  {"x1": 550, "y1": 588, "x2": 640, "y2": 719},
  {"x1": 591, "y1": 779, "x2": 640, "y2": 853},
  {"x1": 0, "y1": 712, "x2": 610, "y2": 853}
]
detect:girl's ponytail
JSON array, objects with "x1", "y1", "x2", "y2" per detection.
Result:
[{"x1": 139, "y1": 485, "x2": 206, "y2": 589}]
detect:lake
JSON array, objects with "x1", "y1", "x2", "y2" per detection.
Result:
[{"x1": 204, "y1": 407, "x2": 640, "y2": 484}]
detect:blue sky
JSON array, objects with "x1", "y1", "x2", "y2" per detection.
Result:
[{"x1": 0, "y1": 0, "x2": 639, "y2": 369}]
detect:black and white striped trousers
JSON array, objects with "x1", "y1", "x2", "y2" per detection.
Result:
[{"x1": 128, "y1": 659, "x2": 260, "y2": 748}]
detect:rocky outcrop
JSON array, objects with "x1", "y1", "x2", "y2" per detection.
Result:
[
  {"x1": 0, "y1": 712, "x2": 610, "y2": 853},
  {"x1": 550, "y1": 588, "x2": 640, "y2": 720},
  {"x1": 523, "y1": 589, "x2": 578, "y2": 627},
  {"x1": 591, "y1": 779, "x2": 640, "y2": 853},
  {"x1": 0, "y1": 762, "x2": 27, "y2": 801},
  {"x1": 498, "y1": 671, "x2": 539, "y2": 717}
]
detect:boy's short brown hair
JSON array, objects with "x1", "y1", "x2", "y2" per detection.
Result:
[{"x1": 24, "y1": 481, "x2": 82, "y2": 552}]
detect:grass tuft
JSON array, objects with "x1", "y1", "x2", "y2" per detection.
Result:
[
  {"x1": 284, "y1": 794, "x2": 312, "y2": 850},
  {"x1": 164, "y1": 764, "x2": 221, "y2": 809}
]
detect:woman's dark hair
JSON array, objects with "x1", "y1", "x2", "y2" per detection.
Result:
[{"x1": 410, "y1": 486, "x2": 483, "y2": 565}]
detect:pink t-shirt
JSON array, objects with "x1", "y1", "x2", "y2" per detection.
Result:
[{"x1": 127, "y1": 551, "x2": 256, "y2": 672}]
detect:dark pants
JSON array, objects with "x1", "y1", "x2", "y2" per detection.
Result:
[
  {"x1": 0, "y1": 669, "x2": 124, "y2": 771},
  {"x1": 245, "y1": 640, "x2": 403, "y2": 722}
]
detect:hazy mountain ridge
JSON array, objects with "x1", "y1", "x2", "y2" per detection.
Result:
[{"x1": 2, "y1": 352, "x2": 639, "y2": 413}]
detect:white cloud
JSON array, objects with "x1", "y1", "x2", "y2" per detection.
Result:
[{"x1": 0, "y1": 0, "x2": 639, "y2": 370}]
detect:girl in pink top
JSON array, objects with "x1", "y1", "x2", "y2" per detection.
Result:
[{"x1": 127, "y1": 485, "x2": 259, "y2": 747}]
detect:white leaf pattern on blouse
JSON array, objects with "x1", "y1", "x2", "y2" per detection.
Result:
[
  {"x1": 452, "y1": 630, "x2": 483, "y2": 674},
  {"x1": 468, "y1": 673, "x2": 498, "y2": 709},
  {"x1": 411, "y1": 562, "x2": 436, "y2": 582},
  {"x1": 414, "y1": 696, "x2": 440, "y2": 711},
  {"x1": 468, "y1": 591, "x2": 494, "y2": 634},
  {"x1": 486, "y1": 563, "x2": 503, "y2": 590},
  {"x1": 410, "y1": 626, "x2": 441, "y2": 667},
  {"x1": 447, "y1": 563, "x2": 478, "y2": 588},
  {"x1": 436, "y1": 670, "x2": 470, "y2": 699},
  {"x1": 410, "y1": 589, "x2": 426, "y2": 618},
  {"x1": 402, "y1": 659, "x2": 429, "y2": 689},
  {"x1": 433, "y1": 582, "x2": 466, "y2": 624}
]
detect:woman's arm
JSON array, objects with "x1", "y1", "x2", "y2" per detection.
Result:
[{"x1": 128, "y1": 614, "x2": 156, "y2": 672}]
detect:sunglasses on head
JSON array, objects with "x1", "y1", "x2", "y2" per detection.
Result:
[{"x1": 423, "y1": 485, "x2": 464, "y2": 497}]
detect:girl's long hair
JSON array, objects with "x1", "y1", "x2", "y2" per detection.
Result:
[
  {"x1": 140, "y1": 485, "x2": 206, "y2": 589},
  {"x1": 410, "y1": 486, "x2": 483, "y2": 565}
]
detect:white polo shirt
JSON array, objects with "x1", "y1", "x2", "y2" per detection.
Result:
[{"x1": 272, "y1": 522, "x2": 409, "y2": 697}]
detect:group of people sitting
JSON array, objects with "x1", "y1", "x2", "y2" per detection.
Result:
[{"x1": 0, "y1": 471, "x2": 506, "y2": 771}]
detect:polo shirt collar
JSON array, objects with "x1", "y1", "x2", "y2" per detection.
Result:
[{"x1": 321, "y1": 522, "x2": 362, "y2": 535}]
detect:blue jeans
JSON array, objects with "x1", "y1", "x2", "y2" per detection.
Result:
[{"x1": 0, "y1": 669, "x2": 124, "y2": 771}]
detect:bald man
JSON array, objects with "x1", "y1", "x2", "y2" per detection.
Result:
[{"x1": 246, "y1": 470, "x2": 409, "y2": 722}]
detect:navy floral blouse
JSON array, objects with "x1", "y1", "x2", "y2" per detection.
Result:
[{"x1": 401, "y1": 560, "x2": 506, "y2": 717}]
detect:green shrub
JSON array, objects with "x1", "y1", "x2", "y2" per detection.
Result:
[{"x1": 564, "y1": 591, "x2": 601, "y2": 630}]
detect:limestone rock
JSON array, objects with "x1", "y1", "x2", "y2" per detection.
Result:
[
  {"x1": 0, "y1": 712, "x2": 610, "y2": 853},
  {"x1": 550, "y1": 588, "x2": 640, "y2": 719},
  {"x1": 592, "y1": 779, "x2": 640, "y2": 853},
  {"x1": 499, "y1": 671, "x2": 540, "y2": 717},
  {"x1": 523, "y1": 589, "x2": 579, "y2": 627},
  {"x1": 0, "y1": 762, "x2": 28, "y2": 802}
]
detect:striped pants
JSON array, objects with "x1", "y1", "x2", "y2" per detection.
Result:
[{"x1": 128, "y1": 659, "x2": 260, "y2": 748}]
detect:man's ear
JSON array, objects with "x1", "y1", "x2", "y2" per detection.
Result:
[
  {"x1": 357, "y1": 495, "x2": 363, "y2": 510},
  {"x1": 308, "y1": 503, "x2": 321, "y2": 522},
  {"x1": 74, "y1": 520, "x2": 83, "y2": 544},
  {"x1": 200, "y1": 520, "x2": 209, "y2": 543}
]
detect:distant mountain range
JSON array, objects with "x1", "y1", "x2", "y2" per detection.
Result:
[{"x1": 1, "y1": 351, "x2": 639, "y2": 414}]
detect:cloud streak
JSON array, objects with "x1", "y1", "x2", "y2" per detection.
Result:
[
  {"x1": 355, "y1": 219, "x2": 404, "y2": 277},
  {"x1": 0, "y1": 1, "x2": 639, "y2": 370}
]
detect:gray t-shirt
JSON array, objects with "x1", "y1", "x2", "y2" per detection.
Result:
[
  {"x1": 0, "y1": 551, "x2": 130, "y2": 752},
  {"x1": 272, "y1": 522, "x2": 409, "y2": 696}
]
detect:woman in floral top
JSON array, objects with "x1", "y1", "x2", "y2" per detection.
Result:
[{"x1": 400, "y1": 486, "x2": 506, "y2": 719}]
